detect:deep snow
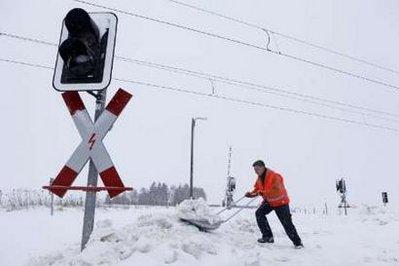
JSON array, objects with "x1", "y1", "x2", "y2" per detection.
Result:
[
  {"x1": 1, "y1": 203, "x2": 398, "y2": 266},
  {"x1": 177, "y1": 198, "x2": 222, "y2": 225}
]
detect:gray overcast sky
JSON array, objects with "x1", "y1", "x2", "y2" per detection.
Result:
[{"x1": 1, "y1": 0, "x2": 399, "y2": 206}]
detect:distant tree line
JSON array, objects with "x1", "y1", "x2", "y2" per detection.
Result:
[
  {"x1": 105, "y1": 182, "x2": 207, "y2": 206},
  {"x1": 0, "y1": 189, "x2": 86, "y2": 211},
  {"x1": 0, "y1": 182, "x2": 207, "y2": 211}
]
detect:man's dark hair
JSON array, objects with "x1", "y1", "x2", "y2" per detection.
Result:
[{"x1": 252, "y1": 160, "x2": 265, "y2": 167}]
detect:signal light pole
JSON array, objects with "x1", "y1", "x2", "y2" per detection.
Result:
[
  {"x1": 189, "y1": 117, "x2": 207, "y2": 199},
  {"x1": 336, "y1": 178, "x2": 348, "y2": 215},
  {"x1": 81, "y1": 89, "x2": 107, "y2": 250},
  {"x1": 224, "y1": 147, "x2": 236, "y2": 209},
  {"x1": 49, "y1": 178, "x2": 54, "y2": 216}
]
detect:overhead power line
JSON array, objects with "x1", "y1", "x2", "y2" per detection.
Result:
[
  {"x1": 118, "y1": 57, "x2": 399, "y2": 123},
  {"x1": 0, "y1": 32, "x2": 57, "y2": 46},
  {"x1": 112, "y1": 78, "x2": 399, "y2": 133},
  {"x1": 2, "y1": 31, "x2": 399, "y2": 123},
  {"x1": 168, "y1": 0, "x2": 399, "y2": 76},
  {"x1": 0, "y1": 57, "x2": 398, "y2": 133},
  {"x1": 0, "y1": 58, "x2": 53, "y2": 70},
  {"x1": 71, "y1": 0, "x2": 399, "y2": 91}
]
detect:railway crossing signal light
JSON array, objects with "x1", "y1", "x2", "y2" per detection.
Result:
[
  {"x1": 53, "y1": 8, "x2": 117, "y2": 91},
  {"x1": 47, "y1": 8, "x2": 124, "y2": 251},
  {"x1": 59, "y1": 8, "x2": 101, "y2": 82}
]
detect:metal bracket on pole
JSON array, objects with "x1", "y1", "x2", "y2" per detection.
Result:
[{"x1": 86, "y1": 90, "x2": 99, "y2": 99}]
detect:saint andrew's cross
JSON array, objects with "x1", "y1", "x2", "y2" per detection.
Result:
[{"x1": 43, "y1": 88, "x2": 133, "y2": 198}]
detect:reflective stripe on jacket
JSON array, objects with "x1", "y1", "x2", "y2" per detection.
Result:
[{"x1": 252, "y1": 169, "x2": 290, "y2": 207}]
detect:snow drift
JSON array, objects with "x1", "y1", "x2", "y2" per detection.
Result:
[
  {"x1": 177, "y1": 198, "x2": 222, "y2": 224},
  {"x1": 7, "y1": 204, "x2": 397, "y2": 266}
]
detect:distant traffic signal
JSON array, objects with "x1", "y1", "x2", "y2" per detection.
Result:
[
  {"x1": 53, "y1": 8, "x2": 117, "y2": 92},
  {"x1": 228, "y1": 176, "x2": 236, "y2": 192},
  {"x1": 382, "y1": 192, "x2": 388, "y2": 204},
  {"x1": 336, "y1": 178, "x2": 346, "y2": 194}
]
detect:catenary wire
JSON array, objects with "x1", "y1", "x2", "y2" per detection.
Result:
[
  {"x1": 1, "y1": 57, "x2": 398, "y2": 132},
  {"x1": 118, "y1": 57, "x2": 399, "y2": 123},
  {"x1": 2, "y1": 31, "x2": 399, "y2": 123},
  {"x1": 168, "y1": 0, "x2": 399, "y2": 76},
  {"x1": 70, "y1": 0, "x2": 399, "y2": 91}
]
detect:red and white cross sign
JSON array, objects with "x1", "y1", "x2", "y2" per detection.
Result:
[{"x1": 48, "y1": 89, "x2": 132, "y2": 198}]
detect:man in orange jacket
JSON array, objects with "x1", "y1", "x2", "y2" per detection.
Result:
[{"x1": 245, "y1": 160, "x2": 303, "y2": 248}]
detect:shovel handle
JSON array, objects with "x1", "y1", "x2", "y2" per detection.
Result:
[
  {"x1": 216, "y1": 195, "x2": 247, "y2": 215},
  {"x1": 222, "y1": 197, "x2": 257, "y2": 224}
]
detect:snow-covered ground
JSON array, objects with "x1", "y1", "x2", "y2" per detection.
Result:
[{"x1": 1, "y1": 203, "x2": 398, "y2": 266}]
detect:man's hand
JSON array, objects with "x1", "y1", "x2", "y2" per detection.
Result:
[{"x1": 245, "y1": 191, "x2": 257, "y2": 198}]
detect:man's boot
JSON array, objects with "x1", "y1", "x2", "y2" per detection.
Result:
[{"x1": 257, "y1": 236, "x2": 274, "y2": 243}]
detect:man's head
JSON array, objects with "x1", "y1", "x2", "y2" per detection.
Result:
[{"x1": 252, "y1": 160, "x2": 266, "y2": 176}]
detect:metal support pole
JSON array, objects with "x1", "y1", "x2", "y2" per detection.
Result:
[
  {"x1": 50, "y1": 178, "x2": 54, "y2": 216},
  {"x1": 81, "y1": 89, "x2": 107, "y2": 251},
  {"x1": 189, "y1": 118, "x2": 195, "y2": 199},
  {"x1": 324, "y1": 202, "x2": 328, "y2": 215}
]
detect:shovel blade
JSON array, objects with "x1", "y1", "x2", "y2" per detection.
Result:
[{"x1": 180, "y1": 218, "x2": 223, "y2": 231}]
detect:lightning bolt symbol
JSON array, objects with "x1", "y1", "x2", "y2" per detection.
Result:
[{"x1": 88, "y1": 133, "x2": 96, "y2": 150}]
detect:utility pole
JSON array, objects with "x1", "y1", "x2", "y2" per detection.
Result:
[
  {"x1": 189, "y1": 117, "x2": 207, "y2": 199},
  {"x1": 190, "y1": 118, "x2": 194, "y2": 199}
]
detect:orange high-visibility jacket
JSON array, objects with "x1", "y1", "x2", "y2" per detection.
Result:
[{"x1": 251, "y1": 169, "x2": 290, "y2": 207}]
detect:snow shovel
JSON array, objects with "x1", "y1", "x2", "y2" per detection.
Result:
[
  {"x1": 180, "y1": 196, "x2": 257, "y2": 231},
  {"x1": 179, "y1": 217, "x2": 224, "y2": 231}
]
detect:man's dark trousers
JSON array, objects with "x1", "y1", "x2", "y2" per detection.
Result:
[{"x1": 255, "y1": 202, "x2": 302, "y2": 245}]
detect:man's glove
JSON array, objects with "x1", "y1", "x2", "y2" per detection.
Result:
[{"x1": 245, "y1": 191, "x2": 256, "y2": 198}]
